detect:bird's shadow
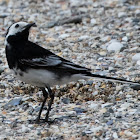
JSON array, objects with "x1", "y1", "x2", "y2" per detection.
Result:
[{"x1": 27, "y1": 115, "x2": 77, "y2": 125}]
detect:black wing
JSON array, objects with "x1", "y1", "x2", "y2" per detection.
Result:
[
  {"x1": 19, "y1": 55, "x2": 62, "y2": 67},
  {"x1": 18, "y1": 41, "x2": 90, "y2": 76}
]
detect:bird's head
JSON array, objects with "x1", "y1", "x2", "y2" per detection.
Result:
[{"x1": 5, "y1": 22, "x2": 36, "y2": 45}]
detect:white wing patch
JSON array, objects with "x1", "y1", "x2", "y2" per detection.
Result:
[{"x1": 20, "y1": 55, "x2": 62, "y2": 67}]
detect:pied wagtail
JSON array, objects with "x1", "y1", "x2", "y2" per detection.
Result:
[{"x1": 5, "y1": 22, "x2": 139, "y2": 123}]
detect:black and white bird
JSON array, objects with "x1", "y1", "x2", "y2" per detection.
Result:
[{"x1": 5, "y1": 21, "x2": 139, "y2": 123}]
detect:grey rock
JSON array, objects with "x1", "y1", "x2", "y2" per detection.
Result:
[
  {"x1": 107, "y1": 41, "x2": 124, "y2": 52},
  {"x1": 61, "y1": 98, "x2": 70, "y2": 104},
  {"x1": 108, "y1": 108, "x2": 114, "y2": 113},
  {"x1": 74, "y1": 107, "x2": 86, "y2": 114},
  {"x1": 118, "y1": 12, "x2": 127, "y2": 18},
  {"x1": 4, "y1": 98, "x2": 22, "y2": 109},
  {"x1": 90, "y1": 18, "x2": 96, "y2": 26},
  {"x1": 106, "y1": 120, "x2": 113, "y2": 125},
  {"x1": 132, "y1": 53, "x2": 140, "y2": 61},
  {"x1": 34, "y1": 106, "x2": 41, "y2": 112},
  {"x1": 78, "y1": 35, "x2": 89, "y2": 41}
]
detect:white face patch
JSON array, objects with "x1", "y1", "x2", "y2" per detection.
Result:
[{"x1": 6, "y1": 22, "x2": 28, "y2": 38}]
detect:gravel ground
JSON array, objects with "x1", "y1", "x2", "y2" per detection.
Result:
[{"x1": 0, "y1": 0, "x2": 140, "y2": 139}]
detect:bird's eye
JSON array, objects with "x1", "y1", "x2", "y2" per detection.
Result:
[{"x1": 15, "y1": 24, "x2": 19, "y2": 28}]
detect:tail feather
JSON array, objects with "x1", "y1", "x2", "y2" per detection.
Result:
[{"x1": 86, "y1": 72, "x2": 140, "y2": 85}]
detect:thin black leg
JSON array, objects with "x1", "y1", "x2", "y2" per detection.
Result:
[
  {"x1": 44, "y1": 86, "x2": 54, "y2": 122},
  {"x1": 35, "y1": 88, "x2": 48, "y2": 123}
]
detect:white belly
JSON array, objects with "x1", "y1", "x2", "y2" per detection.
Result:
[{"x1": 12, "y1": 68, "x2": 86, "y2": 87}]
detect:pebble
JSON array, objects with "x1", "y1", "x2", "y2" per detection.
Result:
[
  {"x1": 106, "y1": 120, "x2": 113, "y2": 125},
  {"x1": 59, "y1": 34, "x2": 70, "y2": 39},
  {"x1": 122, "y1": 36, "x2": 128, "y2": 42},
  {"x1": 101, "y1": 103, "x2": 113, "y2": 108},
  {"x1": 88, "y1": 102, "x2": 99, "y2": 110},
  {"x1": 124, "y1": 130, "x2": 133, "y2": 137},
  {"x1": 61, "y1": 97, "x2": 70, "y2": 104},
  {"x1": 21, "y1": 125, "x2": 30, "y2": 133},
  {"x1": 136, "y1": 60, "x2": 140, "y2": 65},
  {"x1": 73, "y1": 107, "x2": 85, "y2": 114},
  {"x1": 90, "y1": 18, "x2": 96, "y2": 26},
  {"x1": 132, "y1": 53, "x2": 140, "y2": 61},
  {"x1": 118, "y1": 12, "x2": 127, "y2": 18},
  {"x1": 107, "y1": 41, "x2": 124, "y2": 52},
  {"x1": 108, "y1": 108, "x2": 114, "y2": 113},
  {"x1": 78, "y1": 35, "x2": 89, "y2": 41},
  {"x1": 113, "y1": 132, "x2": 118, "y2": 139},
  {"x1": 92, "y1": 91, "x2": 98, "y2": 96},
  {"x1": 90, "y1": 126, "x2": 103, "y2": 134},
  {"x1": 4, "y1": 97, "x2": 22, "y2": 109}
]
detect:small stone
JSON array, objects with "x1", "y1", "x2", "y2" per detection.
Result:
[
  {"x1": 101, "y1": 36, "x2": 110, "y2": 42},
  {"x1": 133, "y1": 18, "x2": 139, "y2": 23},
  {"x1": 107, "y1": 41, "x2": 124, "y2": 52},
  {"x1": 88, "y1": 103, "x2": 99, "y2": 110},
  {"x1": 10, "y1": 121, "x2": 17, "y2": 128},
  {"x1": 118, "y1": 12, "x2": 127, "y2": 18},
  {"x1": 34, "y1": 106, "x2": 41, "y2": 112},
  {"x1": 59, "y1": 34, "x2": 70, "y2": 39},
  {"x1": 100, "y1": 108, "x2": 107, "y2": 113},
  {"x1": 106, "y1": 120, "x2": 113, "y2": 125},
  {"x1": 126, "y1": 95, "x2": 132, "y2": 98},
  {"x1": 101, "y1": 103, "x2": 113, "y2": 108},
  {"x1": 92, "y1": 91, "x2": 98, "y2": 96},
  {"x1": 115, "y1": 113, "x2": 122, "y2": 118},
  {"x1": 108, "y1": 108, "x2": 114, "y2": 113},
  {"x1": 122, "y1": 36, "x2": 128, "y2": 42},
  {"x1": 90, "y1": 18, "x2": 96, "y2": 26},
  {"x1": 77, "y1": 95, "x2": 83, "y2": 100},
  {"x1": 4, "y1": 97, "x2": 22, "y2": 109},
  {"x1": 84, "y1": 130, "x2": 92, "y2": 134},
  {"x1": 95, "y1": 130, "x2": 102, "y2": 137},
  {"x1": 74, "y1": 107, "x2": 85, "y2": 114},
  {"x1": 132, "y1": 135, "x2": 138, "y2": 139},
  {"x1": 113, "y1": 132, "x2": 118, "y2": 139},
  {"x1": 21, "y1": 125, "x2": 30, "y2": 133},
  {"x1": 61, "y1": 98, "x2": 70, "y2": 104},
  {"x1": 99, "y1": 51, "x2": 107, "y2": 56},
  {"x1": 78, "y1": 35, "x2": 89, "y2": 41},
  {"x1": 90, "y1": 126, "x2": 103, "y2": 134},
  {"x1": 136, "y1": 60, "x2": 140, "y2": 65},
  {"x1": 132, "y1": 53, "x2": 140, "y2": 61},
  {"x1": 124, "y1": 130, "x2": 133, "y2": 137},
  {"x1": 129, "y1": 47, "x2": 138, "y2": 52}
]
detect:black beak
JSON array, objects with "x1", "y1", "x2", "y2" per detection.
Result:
[{"x1": 24, "y1": 23, "x2": 37, "y2": 30}]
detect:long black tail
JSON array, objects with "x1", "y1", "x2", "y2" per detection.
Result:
[{"x1": 86, "y1": 72, "x2": 140, "y2": 85}]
